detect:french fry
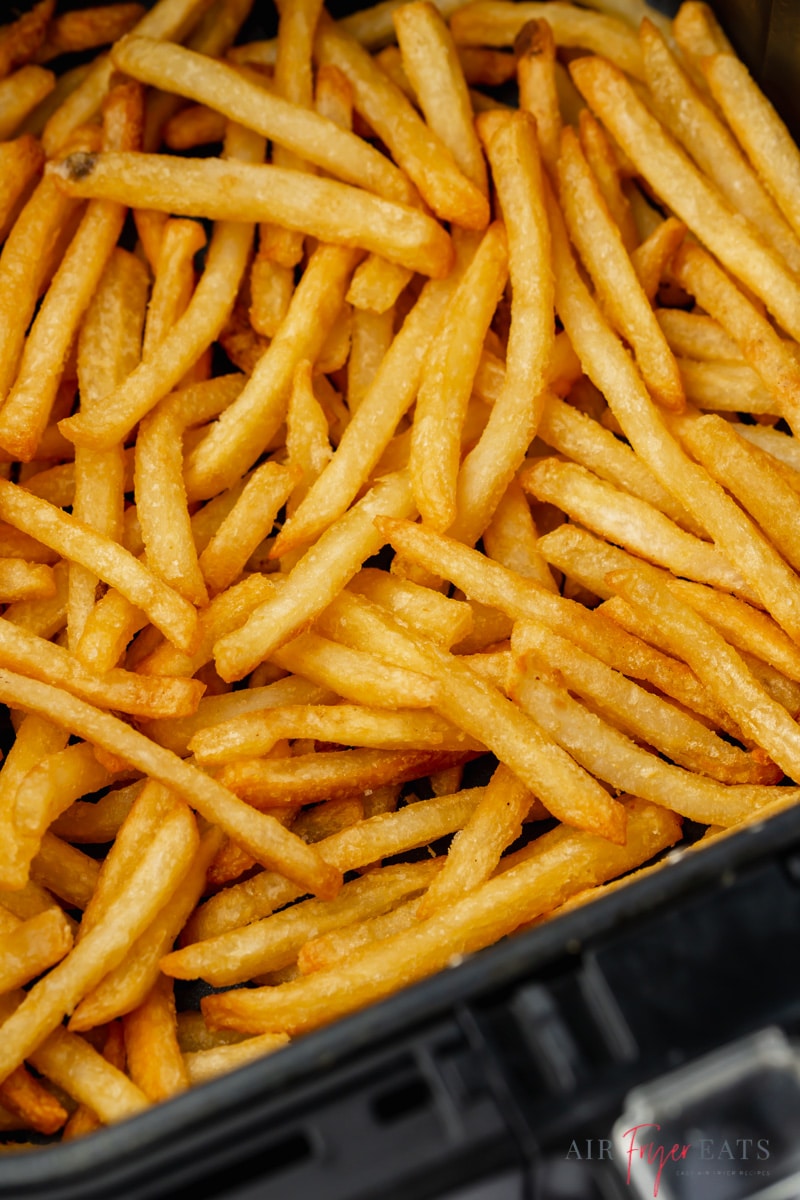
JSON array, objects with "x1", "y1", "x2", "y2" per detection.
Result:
[
  {"x1": 0, "y1": 480, "x2": 199, "y2": 652},
  {"x1": 274, "y1": 270, "x2": 461, "y2": 556},
  {"x1": 557, "y1": 126, "x2": 684, "y2": 412},
  {"x1": 0, "y1": 908, "x2": 73, "y2": 996},
  {"x1": 123, "y1": 974, "x2": 188, "y2": 1102},
  {"x1": 36, "y1": 4, "x2": 146, "y2": 62},
  {"x1": 31, "y1": 832, "x2": 100, "y2": 910},
  {"x1": 113, "y1": 35, "x2": 413, "y2": 205},
  {"x1": 217, "y1": 747, "x2": 474, "y2": 807},
  {"x1": 183, "y1": 244, "x2": 360, "y2": 500},
  {"x1": 199, "y1": 462, "x2": 300, "y2": 594},
  {"x1": 450, "y1": 1, "x2": 645, "y2": 77},
  {"x1": 515, "y1": 19, "x2": 560, "y2": 174},
  {"x1": 703, "y1": 51, "x2": 800, "y2": 245},
  {"x1": 522, "y1": 457, "x2": 750, "y2": 596},
  {"x1": 297, "y1": 897, "x2": 421, "y2": 974},
  {"x1": 41, "y1": 0, "x2": 221, "y2": 155},
  {"x1": 577, "y1": 108, "x2": 638, "y2": 254},
  {"x1": 0, "y1": 797, "x2": 199, "y2": 1087},
  {"x1": 0, "y1": 79, "x2": 142, "y2": 463},
  {"x1": 638, "y1": 19, "x2": 800, "y2": 274},
  {"x1": 669, "y1": 241, "x2": 800, "y2": 431},
  {"x1": 202, "y1": 798, "x2": 680, "y2": 1035},
  {"x1": 0, "y1": 134, "x2": 44, "y2": 244},
  {"x1": 511, "y1": 618, "x2": 776, "y2": 784},
  {"x1": 0, "y1": 668, "x2": 341, "y2": 900},
  {"x1": 163, "y1": 859, "x2": 443, "y2": 986},
  {"x1": 183, "y1": 789, "x2": 487, "y2": 943},
  {"x1": 61, "y1": 1021, "x2": 126, "y2": 1140},
  {"x1": 70, "y1": 826, "x2": 223, "y2": 1031},
  {"x1": 0, "y1": 1061, "x2": 68, "y2": 1136},
  {"x1": 315, "y1": 16, "x2": 489, "y2": 228},
  {"x1": 190, "y1": 705, "x2": 478, "y2": 766},
  {"x1": 394, "y1": 0, "x2": 488, "y2": 195},
  {"x1": 70, "y1": 246, "x2": 148, "y2": 649},
  {"x1": 448, "y1": 109, "x2": 553, "y2": 546},
  {"x1": 630, "y1": 216, "x2": 686, "y2": 303},
  {"x1": 183, "y1": 1033, "x2": 289, "y2": 1083},
  {"x1": 0, "y1": 65, "x2": 55, "y2": 140},
  {"x1": 605, "y1": 566, "x2": 800, "y2": 782},
  {"x1": 214, "y1": 471, "x2": 415, "y2": 680},
  {"x1": 544, "y1": 172, "x2": 800, "y2": 646},
  {"x1": 417, "y1": 764, "x2": 534, "y2": 920},
  {"x1": 569, "y1": 55, "x2": 800, "y2": 344},
  {"x1": 51, "y1": 150, "x2": 454, "y2": 281},
  {"x1": 349, "y1": 567, "x2": 474, "y2": 647},
  {"x1": 0, "y1": 0, "x2": 55, "y2": 79},
  {"x1": 410, "y1": 222, "x2": 508, "y2": 531},
  {"x1": 511, "y1": 667, "x2": 796, "y2": 827},
  {"x1": 674, "y1": 413, "x2": 800, "y2": 576},
  {"x1": 321, "y1": 589, "x2": 627, "y2": 842},
  {"x1": 57, "y1": 122, "x2": 263, "y2": 451}
]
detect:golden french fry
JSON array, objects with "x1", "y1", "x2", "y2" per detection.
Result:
[
  {"x1": 0, "y1": 908, "x2": 73, "y2": 996},
  {"x1": 0, "y1": 79, "x2": 142, "y2": 463},
  {"x1": 183, "y1": 244, "x2": 360, "y2": 500},
  {"x1": 315, "y1": 16, "x2": 489, "y2": 228},
  {"x1": 639, "y1": 19, "x2": 800, "y2": 273},
  {"x1": 202, "y1": 798, "x2": 680, "y2": 1035},
  {"x1": 512, "y1": 617, "x2": 776, "y2": 784},
  {"x1": 70, "y1": 826, "x2": 223, "y2": 1031},
  {"x1": 522, "y1": 456, "x2": 751, "y2": 596},
  {"x1": 274, "y1": 271, "x2": 460, "y2": 557},
  {"x1": 545, "y1": 171, "x2": 800, "y2": 645},
  {"x1": 163, "y1": 859, "x2": 442, "y2": 986},
  {"x1": 199, "y1": 462, "x2": 300, "y2": 594},
  {"x1": 394, "y1": 0, "x2": 487, "y2": 194},
  {"x1": 557, "y1": 126, "x2": 684, "y2": 411},
  {"x1": 448, "y1": 109, "x2": 553, "y2": 546},
  {"x1": 605, "y1": 565, "x2": 800, "y2": 782},
  {"x1": 113, "y1": 35, "x2": 414, "y2": 205},
  {"x1": 703, "y1": 51, "x2": 800, "y2": 245},
  {"x1": 183, "y1": 1033, "x2": 289, "y2": 1083},
  {"x1": 0, "y1": 64, "x2": 55, "y2": 140},
  {"x1": 417, "y1": 764, "x2": 534, "y2": 920},
  {"x1": 569, "y1": 55, "x2": 800, "y2": 343},
  {"x1": 123, "y1": 974, "x2": 188, "y2": 1102},
  {"x1": 0, "y1": 668, "x2": 341, "y2": 900},
  {"x1": 410, "y1": 222, "x2": 508, "y2": 531},
  {"x1": 450, "y1": 1, "x2": 645, "y2": 78},
  {"x1": 37, "y1": 4, "x2": 145, "y2": 62},
  {"x1": 512, "y1": 667, "x2": 796, "y2": 827},
  {"x1": 183, "y1": 788, "x2": 487, "y2": 943},
  {"x1": 0, "y1": 134, "x2": 44, "y2": 243},
  {"x1": 214, "y1": 472, "x2": 415, "y2": 680},
  {"x1": 669, "y1": 241, "x2": 800, "y2": 431},
  {"x1": 0, "y1": 0, "x2": 55, "y2": 79},
  {"x1": 515, "y1": 19, "x2": 560, "y2": 174}
]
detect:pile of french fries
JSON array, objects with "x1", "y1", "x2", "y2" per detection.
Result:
[{"x1": 0, "y1": 0, "x2": 799, "y2": 1143}]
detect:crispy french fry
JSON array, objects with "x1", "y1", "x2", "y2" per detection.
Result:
[
  {"x1": 163, "y1": 859, "x2": 443, "y2": 985},
  {"x1": 183, "y1": 1033, "x2": 288, "y2": 1083},
  {"x1": 557, "y1": 126, "x2": 684, "y2": 411},
  {"x1": 448, "y1": 109, "x2": 553, "y2": 546},
  {"x1": 0, "y1": 80, "x2": 142, "y2": 462},
  {"x1": 394, "y1": 1, "x2": 487, "y2": 195},
  {"x1": 639, "y1": 19, "x2": 800, "y2": 273},
  {"x1": 123, "y1": 974, "x2": 188, "y2": 1102},
  {"x1": 315, "y1": 16, "x2": 489, "y2": 228},
  {"x1": 411, "y1": 222, "x2": 508, "y2": 530},
  {"x1": 569, "y1": 55, "x2": 800, "y2": 343},
  {"x1": 0, "y1": 908, "x2": 73, "y2": 996},
  {"x1": 202, "y1": 798, "x2": 680, "y2": 1034},
  {"x1": 703, "y1": 51, "x2": 800, "y2": 245}
]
